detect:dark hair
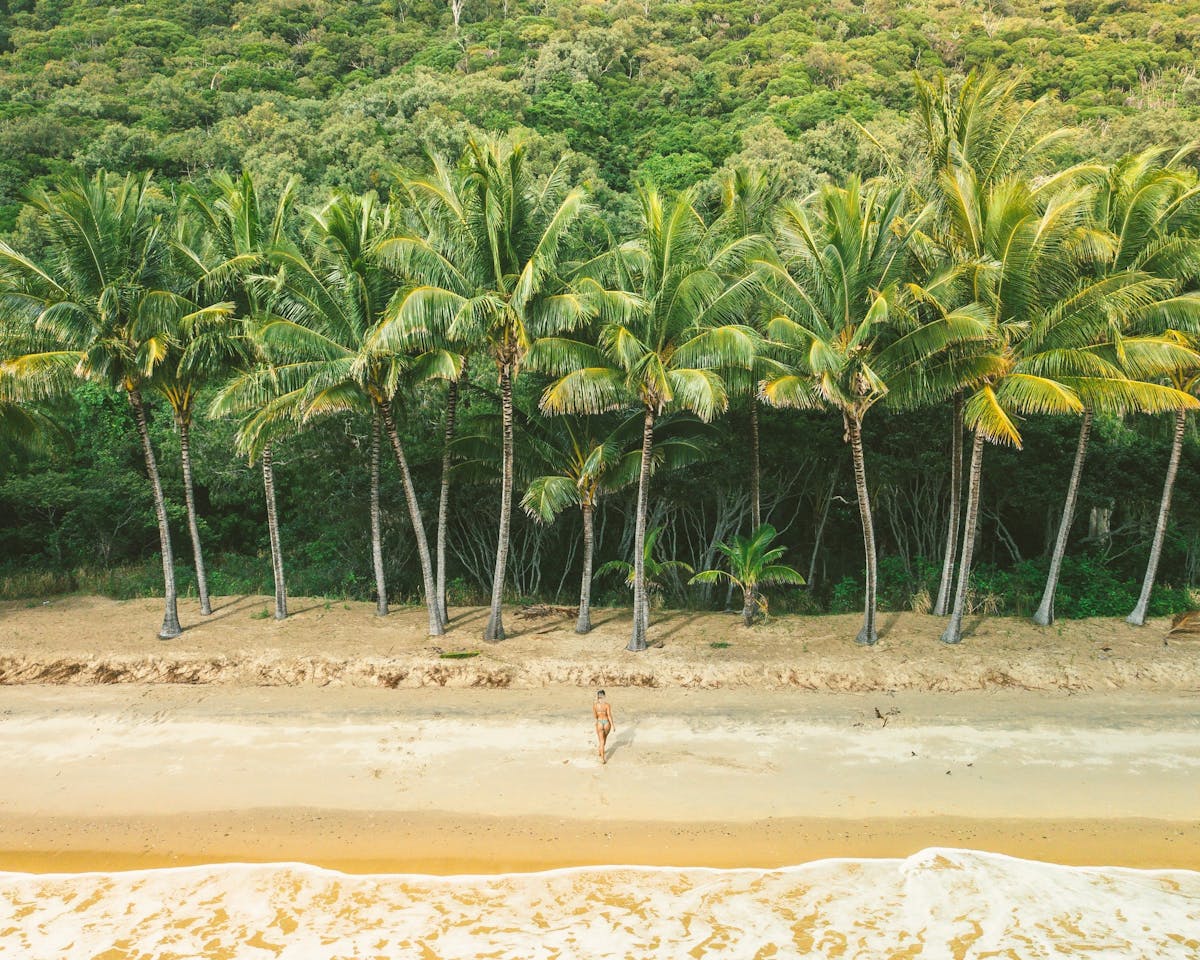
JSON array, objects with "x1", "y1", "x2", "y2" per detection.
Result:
[{"x1": 596, "y1": 689, "x2": 605, "y2": 697}]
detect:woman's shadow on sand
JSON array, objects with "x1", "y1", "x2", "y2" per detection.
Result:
[{"x1": 605, "y1": 721, "x2": 638, "y2": 761}]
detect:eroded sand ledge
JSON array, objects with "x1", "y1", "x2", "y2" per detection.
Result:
[{"x1": 1, "y1": 594, "x2": 1196, "y2": 691}]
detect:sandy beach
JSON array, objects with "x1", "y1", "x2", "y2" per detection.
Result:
[
  {"x1": 0, "y1": 685, "x2": 1196, "y2": 874},
  {"x1": 1, "y1": 594, "x2": 1198, "y2": 692}
]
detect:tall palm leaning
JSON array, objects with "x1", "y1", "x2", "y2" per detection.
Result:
[
  {"x1": 521, "y1": 413, "x2": 708, "y2": 634},
  {"x1": 927, "y1": 175, "x2": 1200, "y2": 645},
  {"x1": 533, "y1": 185, "x2": 761, "y2": 651},
  {"x1": 1032, "y1": 151, "x2": 1200, "y2": 624},
  {"x1": 1127, "y1": 355, "x2": 1200, "y2": 625},
  {"x1": 0, "y1": 170, "x2": 231, "y2": 639},
  {"x1": 715, "y1": 164, "x2": 790, "y2": 530},
  {"x1": 179, "y1": 171, "x2": 300, "y2": 621},
  {"x1": 260, "y1": 191, "x2": 455, "y2": 635},
  {"x1": 690, "y1": 523, "x2": 806, "y2": 626},
  {"x1": 759, "y1": 177, "x2": 973, "y2": 646},
  {"x1": 372, "y1": 137, "x2": 590, "y2": 642}
]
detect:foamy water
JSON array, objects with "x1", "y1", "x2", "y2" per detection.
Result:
[{"x1": 1, "y1": 849, "x2": 1197, "y2": 959}]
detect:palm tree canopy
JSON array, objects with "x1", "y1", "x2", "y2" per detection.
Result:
[
  {"x1": 689, "y1": 523, "x2": 806, "y2": 591},
  {"x1": 533, "y1": 185, "x2": 764, "y2": 420},
  {"x1": 0, "y1": 170, "x2": 232, "y2": 400}
]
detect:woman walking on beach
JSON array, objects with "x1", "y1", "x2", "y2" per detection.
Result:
[{"x1": 593, "y1": 690, "x2": 614, "y2": 764}]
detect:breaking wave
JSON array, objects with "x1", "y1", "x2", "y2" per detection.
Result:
[{"x1": 1, "y1": 848, "x2": 1197, "y2": 958}]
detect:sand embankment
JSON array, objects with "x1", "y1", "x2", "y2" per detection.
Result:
[{"x1": 1, "y1": 595, "x2": 1197, "y2": 692}]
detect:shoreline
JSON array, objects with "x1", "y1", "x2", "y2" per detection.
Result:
[
  {"x1": 1, "y1": 686, "x2": 1196, "y2": 876},
  {"x1": 3, "y1": 812, "x2": 1198, "y2": 876}
]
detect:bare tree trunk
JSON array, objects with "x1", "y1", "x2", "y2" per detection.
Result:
[
  {"x1": 262, "y1": 443, "x2": 287, "y2": 620},
  {"x1": 436, "y1": 379, "x2": 458, "y2": 624},
  {"x1": 382, "y1": 406, "x2": 444, "y2": 636},
  {"x1": 750, "y1": 401, "x2": 761, "y2": 530},
  {"x1": 629, "y1": 407, "x2": 655, "y2": 652},
  {"x1": 941, "y1": 431, "x2": 985, "y2": 645},
  {"x1": 933, "y1": 394, "x2": 963, "y2": 616},
  {"x1": 807, "y1": 475, "x2": 835, "y2": 591},
  {"x1": 1034, "y1": 407, "x2": 1092, "y2": 626},
  {"x1": 577, "y1": 502, "x2": 594, "y2": 634},
  {"x1": 177, "y1": 414, "x2": 211, "y2": 616},
  {"x1": 1128, "y1": 410, "x2": 1188, "y2": 626},
  {"x1": 846, "y1": 412, "x2": 878, "y2": 646},
  {"x1": 484, "y1": 363, "x2": 514, "y2": 642},
  {"x1": 370, "y1": 410, "x2": 388, "y2": 617},
  {"x1": 128, "y1": 388, "x2": 181, "y2": 639}
]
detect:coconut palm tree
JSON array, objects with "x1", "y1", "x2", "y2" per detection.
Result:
[
  {"x1": 1128, "y1": 357, "x2": 1200, "y2": 625},
  {"x1": 597, "y1": 525, "x2": 694, "y2": 616},
  {"x1": 0, "y1": 170, "x2": 231, "y2": 639},
  {"x1": 371, "y1": 137, "x2": 591, "y2": 642},
  {"x1": 259, "y1": 190, "x2": 456, "y2": 635},
  {"x1": 897, "y1": 69, "x2": 1067, "y2": 618},
  {"x1": 714, "y1": 165, "x2": 790, "y2": 531},
  {"x1": 1032, "y1": 151, "x2": 1200, "y2": 625},
  {"x1": 531, "y1": 186, "x2": 762, "y2": 651},
  {"x1": 179, "y1": 171, "x2": 300, "y2": 621},
  {"x1": 758, "y1": 177, "x2": 982, "y2": 646},
  {"x1": 928, "y1": 175, "x2": 1200, "y2": 645},
  {"x1": 521, "y1": 413, "x2": 708, "y2": 634},
  {"x1": 689, "y1": 523, "x2": 806, "y2": 626}
]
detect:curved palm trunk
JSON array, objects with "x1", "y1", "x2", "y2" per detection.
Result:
[
  {"x1": 750, "y1": 400, "x2": 761, "y2": 530},
  {"x1": 262, "y1": 443, "x2": 287, "y2": 620},
  {"x1": 845, "y1": 413, "x2": 878, "y2": 646},
  {"x1": 577, "y1": 502, "x2": 594, "y2": 634},
  {"x1": 1034, "y1": 407, "x2": 1093, "y2": 626},
  {"x1": 177, "y1": 414, "x2": 212, "y2": 616},
  {"x1": 933, "y1": 394, "x2": 964, "y2": 617},
  {"x1": 484, "y1": 363, "x2": 514, "y2": 642},
  {"x1": 436, "y1": 379, "x2": 459, "y2": 624},
  {"x1": 370, "y1": 411, "x2": 388, "y2": 617},
  {"x1": 628, "y1": 407, "x2": 655, "y2": 652},
  {"x1": 1127, "y1": 410, "x2": 1188, "y2": 626},
  {"x1": 382, "y1": 406, "x2": 444, "y2": 637},
  {"x1": 941, "y1": 431, "x2": 985, "y2": 645},
  {"x1": 128, "y1": 388, "x2": 181, "y2": 639}
]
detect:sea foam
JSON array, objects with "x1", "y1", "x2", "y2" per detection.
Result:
[{"x1": 1, "y1": 848, "x2": 1197, "y2": 959}]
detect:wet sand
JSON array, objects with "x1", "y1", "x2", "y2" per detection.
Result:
[{"x1": 1, "y1": 687, "x2": 1196, "y2": 874}]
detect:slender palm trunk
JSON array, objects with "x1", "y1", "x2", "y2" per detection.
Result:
[
  {"x1": 629, "y1": 407, "x2": 655, "y2": 652},
  {"x1": 807, "y1": 475, "x2": 835, "y2": 591},
  {"x1": 845, "y1": 412, "x2": 878, "y2": 646},
  {"x1": 382, "y1": 406, "x2": 444, "y2": 637},
  {"x1": 129, "y1": 388, "x2": 181, "y2": 639},
  {"x1": 1034, "y1": 407, "x2": 1093, "y2": 626},
  {"x1": 177, "y1": 414, "x2": 211, "y2": 616},
  {"x1": 933, "y1": 394, "x2": 964, "y2": 616},
  {"x1": 577, "y1": 502, "x2": 594, "y2": 634},
  {"x1": 484, "y1": 363, "x2": 514, "y2": 642},
  {"x1": 436, "y1": 379, "x2": 459, "y2": 624},
  {"x1": 370, "y1": 410, "x2": 388, "y2": 617},
  {"x1": 941, "y1": 431, "x2": 985, "y2": 645},
  {"x1": 1127, "y1": 410, "x2": 1188, "y2": 626},
  {"x1": 262, "y1": 443, "x2": 287, "y2": 620},
  {"x1": 750, "y1": 401, "x2": 761, "y2": 530}
]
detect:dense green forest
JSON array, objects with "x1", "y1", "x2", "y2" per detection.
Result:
[{"x1": 2, "y1": 0, "x2": 1200, "y2": 647}]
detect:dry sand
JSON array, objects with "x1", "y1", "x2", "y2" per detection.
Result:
[
  {"x1": 2, "y1": 594, "x2": 1197, "y2": 692},
  {"x1": 0, "y1": 686, "x2": 1196, "y2": 874}
]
